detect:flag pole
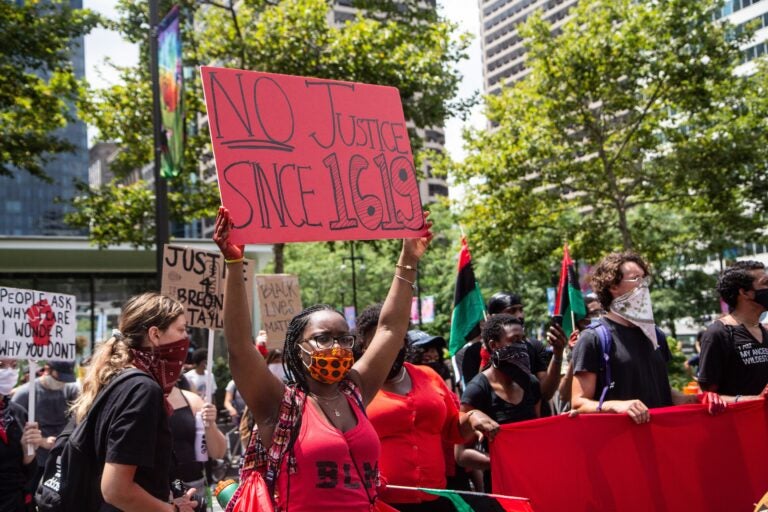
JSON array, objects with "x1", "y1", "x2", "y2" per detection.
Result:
[{"x1": 385, "y1": 484, "x2": 530, "y2": 502}]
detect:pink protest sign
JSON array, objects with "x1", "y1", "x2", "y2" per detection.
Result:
[{"x1": 200, "y1": 67, "x2": 426, "y2": 244}]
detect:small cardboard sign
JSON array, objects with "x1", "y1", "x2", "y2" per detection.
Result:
[
  {"x1": 161, "y1": 245, "x2": 254, "y2": 330},
  {"x1": 255, "y1": 274, "x2": 302, "y2": 349},
  {"x1": 0, "y1": 287, "x2": 77, "y2": 362},
  {"x1": 200, "y1": 66, "x2": 427, "y2": 244}
]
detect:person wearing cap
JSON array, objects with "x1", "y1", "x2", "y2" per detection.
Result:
[
  {"x1": 11, "y1": 360, "x2": 80, "y2": 494},
  {"x1": 356, "y1": 304, "x2": 490, "y2": 512},
  {"x1": 457, "y1": 314, "x2": 540, "y2": 492},
  {"x1": 407, "y1": 330, "x2": 453, "y2": 388}
]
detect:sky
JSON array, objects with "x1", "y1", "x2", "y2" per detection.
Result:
[{"x1": 82, "y1": 1, "x2": 486, "y2": 160}]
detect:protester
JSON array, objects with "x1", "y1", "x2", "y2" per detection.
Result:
[
  {"x1": 459, "y1": 292, "x2": 566, "y2": 417},
  {"x1": 168, "y1": 382, "x2": 226, "y2": 512},
  {"x1": 68, "y1": 293, "x2": 197, "y2": 511},
  {"x1": 223, "y1": 379, "x2": 246, "y2": 424},
  {"x1": 215, "y1": 206, "x2": 432, "y2": 511},
  {"x1": 571, "y1": 252, "x2": 726, "y2": 423},
  {"x1": 11, "y1": 360, "x2": 80, "y2": 495},
  {"x1": 355, "y1": 305, "x2": 484, "y2": 511},
  {"x1": 0, "y1": 359, "x2": 44, "y2": 512},
  {"x1": 699, "y1": 261, "x2": 768, "y2": 402},
  {"x1": 184, "y1": 348, "x2": 217, "y2": 399},
  {"x1": 457, "y1": 315, "x2": 540, "y2": 491},
  {"x1": 406, "y1": 330, "x2": 453, "y2": 387}
]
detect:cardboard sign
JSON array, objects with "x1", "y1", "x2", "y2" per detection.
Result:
[
  {"x1": 161, "y1": 245, "x2": 254, "y2": 330},
  {"x1": 255, "y1": 274, "x2": 302, "y2": 349},
  {"x1": 0, "y1": 287, "x2": 76, "y2": 361},
  {"x1": 200, "y1": 67, "x2": 426, "y2": 244}
]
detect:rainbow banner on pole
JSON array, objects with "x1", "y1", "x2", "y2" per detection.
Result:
[{"x1": 158, "y1": 5, "x2": 184, "y2": 178}]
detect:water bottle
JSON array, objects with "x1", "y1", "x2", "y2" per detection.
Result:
[{"x1": 194, "y1": 410, "x2": 208, "y2": 462}]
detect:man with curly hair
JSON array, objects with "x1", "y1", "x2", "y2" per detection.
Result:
[
  {"x1": 571, "y1": 252, "x2": 725, "y2": 423},
  {"x1": 699, "y1": 261, "x2": 768, "y2": 402}
]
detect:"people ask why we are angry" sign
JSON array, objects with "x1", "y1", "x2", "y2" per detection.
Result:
[{"x1": 200, "y1": 67, "x2": 427, "y2": 244}]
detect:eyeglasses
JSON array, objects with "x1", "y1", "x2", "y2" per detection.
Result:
[
  {"x1": 622, "y1": 276, "x2": 651, "y2": 287},
  {"x1": 303, "y1": 334, "x2": 356, "y2": 349},
  {"x1": 0, "y1": 361, "x2": 18, "y2": 370}
]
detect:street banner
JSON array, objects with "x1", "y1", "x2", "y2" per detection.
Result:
[
  {"x1": 161, "y1": 245, "x2": 254, "y2": 330},
  {"x1": 491, "y1": 400, "x2": 768, "y2": 512},
  {"x1": 344, "y1": 306, "x2": 357, "y2": 331},
  {"x1": 0, "y1": 286, "x2": 76, "y2": 362},
  {"x1": 255, "y1": 274, "x2": 302, "y2": 349},
  {"x1": 158, "y1": 5, "x2": 184, "y2": 178},
  {"x1": 200, "y1": 66, "x2": 427, "y2": 244},
  {"x1": 421, "y1": 295, "x2": 435, "y2": 324}
]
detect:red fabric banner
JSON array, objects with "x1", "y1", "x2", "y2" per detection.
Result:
[
  {"x1": 200, "y1": 66, "x2": 426, "y2": 244},
  {"x1": 491, "y1": 400, "x2": 768, "y2": 512}
]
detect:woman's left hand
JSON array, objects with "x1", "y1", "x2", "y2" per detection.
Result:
[
  {"x1": 201, "y1": 402, "x2": 217, "y2": 426},
  {"x1": 21, "y1": 422, "x2": 43, "y2": 449},
  {"x1": 401, "y1": 211, "x2": 433, "y2": 262}
]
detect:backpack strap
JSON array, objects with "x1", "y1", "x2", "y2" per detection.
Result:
[{"x1": 589, "y1": 319, "x2": 614, "y2": 412}]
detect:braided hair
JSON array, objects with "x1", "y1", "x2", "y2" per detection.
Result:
[{"x1": 282, "y1": 304, "x2": 344, "y2": 391}]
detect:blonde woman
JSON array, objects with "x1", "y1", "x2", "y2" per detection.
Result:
[{"x1": 70, "y1": 293, "x2": 197, "y2": 512}]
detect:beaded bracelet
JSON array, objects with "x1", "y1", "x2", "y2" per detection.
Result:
[
  {"x1": 225, "y1": 257, "x2": 244, "y2": 264},
  {"x1": 396, "y1": 263, "x2": 417, "y2": 272},
  {"x1": 394, "y1": 274, "x2": 415, "y2": 289}
]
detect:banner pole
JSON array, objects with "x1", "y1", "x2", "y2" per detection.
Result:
[
  {"x1": 204, "y1": 329, "x2": 215, "y2": 426},
  {"x1": 26, "y1": 360, "x2": 37, "y2": 457}
]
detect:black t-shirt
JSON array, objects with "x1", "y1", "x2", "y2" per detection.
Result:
[
  {"x1": 699, "y1": 321, "x2": 768, "y2": 396},
  {"x1": 572, "y1": 318, "x2": 673, "y2": 409},
  {"x1": 92, "y1": 373, "x2": 172, "y2": 510},
  {"x1": 0, "y1": 398, "x2": 34, "y2": 512},
  {"x1": 460, "y1": 372, "x2": 541, "y2": 425}
]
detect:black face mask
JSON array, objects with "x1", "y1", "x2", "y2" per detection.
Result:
[
  {"x1": 491, "y1": 344, "x2": 531, "y2": 388},
  {"x1": 754, "y1": 288, "x2": 768, "y2": 310},
  {"x1": 387, "y1": 347, "x2": 407, "y2": 381}
]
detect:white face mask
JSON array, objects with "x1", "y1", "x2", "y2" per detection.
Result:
[
  {"x1": 610, "y1": 283, "x2": 658, "y2": 348},
  {"x1": 0, "y1": 368, "x2": 19, "y2": 396},
  {"x1": 268, "y1": 363, "x2": 286, "y2": 382}
]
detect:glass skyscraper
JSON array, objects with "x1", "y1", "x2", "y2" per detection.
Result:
[{"x1": 0, "y1": 0, "x2": 88, "y2": 236}]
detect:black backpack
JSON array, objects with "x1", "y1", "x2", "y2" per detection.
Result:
[{"x1": 35, "y1": 369, "x2": 150, "y2": 511}]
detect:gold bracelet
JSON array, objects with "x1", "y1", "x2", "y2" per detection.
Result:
[
  {"x1": 394, "y1": 274, "x2": 415, "y2": 289},
  {"x1": 396, "y1": 263, "x2": 417, "y2": 272},
  {"x1": 225, "y1": 257, "x2": 244, "y2": 264}
]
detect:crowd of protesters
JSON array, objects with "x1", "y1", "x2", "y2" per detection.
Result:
[{"x1": 1, "y1": 208, "x2": 766, "y2": 512}]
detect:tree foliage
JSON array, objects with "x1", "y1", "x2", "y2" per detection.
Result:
[
  {"x1": 0, "y1": 0, "x2": 100, "y2": 179},
  {"x1": 70, "y1": 0, "x2": 471, "y2": 249},
  {"x1": 448, "y1": 0, "x2": 768, "y2": 262}
]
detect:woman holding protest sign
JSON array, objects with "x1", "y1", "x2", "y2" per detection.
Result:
[
  {"x1": 64, "y1": 293, "x2": 198, "y2": 511},
  {"x1": 214, "y1": 205, "x2": 432, "y2": 511},
  {"x1": 0, "y1": 358, "x2": 44, "y2": 512}
]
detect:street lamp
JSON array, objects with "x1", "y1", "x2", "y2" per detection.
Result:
[{"x1": 341, "y1": 241, "x2": 365, "y2": 314}]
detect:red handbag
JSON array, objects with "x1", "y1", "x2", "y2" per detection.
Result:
[{"x1": 228, "y1": 471, "x2": 275, "y2": 512}]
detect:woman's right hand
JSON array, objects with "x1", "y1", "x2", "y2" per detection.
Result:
[
  {"x1": 213, "y1": 206, "x2": 244, "y2": 261},
  {"x1": 401, "y1": 211, "x2": 433, "y2": 263},
  {"x1": 467, "y1": 410, "x2": 501, "y2": 442}
]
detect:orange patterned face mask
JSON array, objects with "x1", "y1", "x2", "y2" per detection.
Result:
[{"x1": 300, "y1": 346, "x2": 354, "y2": 384}]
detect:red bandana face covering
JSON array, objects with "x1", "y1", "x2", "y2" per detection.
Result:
[{"x1": 131, "y1": 337, "x2": 190, "y2": 399}]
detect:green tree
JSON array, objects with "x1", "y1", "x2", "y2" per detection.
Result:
[
  {"x1": 69, "y1": 0, "x2": 471, "y2": 257},
  {"x1": 0, "y1": 1, "x2": 100, "y2": 179},
  {"x1": 447, "y1": 0, "x2": 768, "y2": 265}
]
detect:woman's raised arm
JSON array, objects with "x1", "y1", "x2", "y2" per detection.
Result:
[{"x1": 215, "y1": 207, "x2": 285, "y2": 427}]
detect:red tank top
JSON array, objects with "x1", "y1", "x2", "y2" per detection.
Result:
[{"x1": 274, "y1": 394, "x2": 380, "y2": 511}]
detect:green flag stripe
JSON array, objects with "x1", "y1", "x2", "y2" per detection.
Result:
[
  {"x1": 420, "y1": 489, "x2": 475, "y2": 512},
  {"x1": 449, "y1": 283, "x2": 485, "y2": 355}
]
